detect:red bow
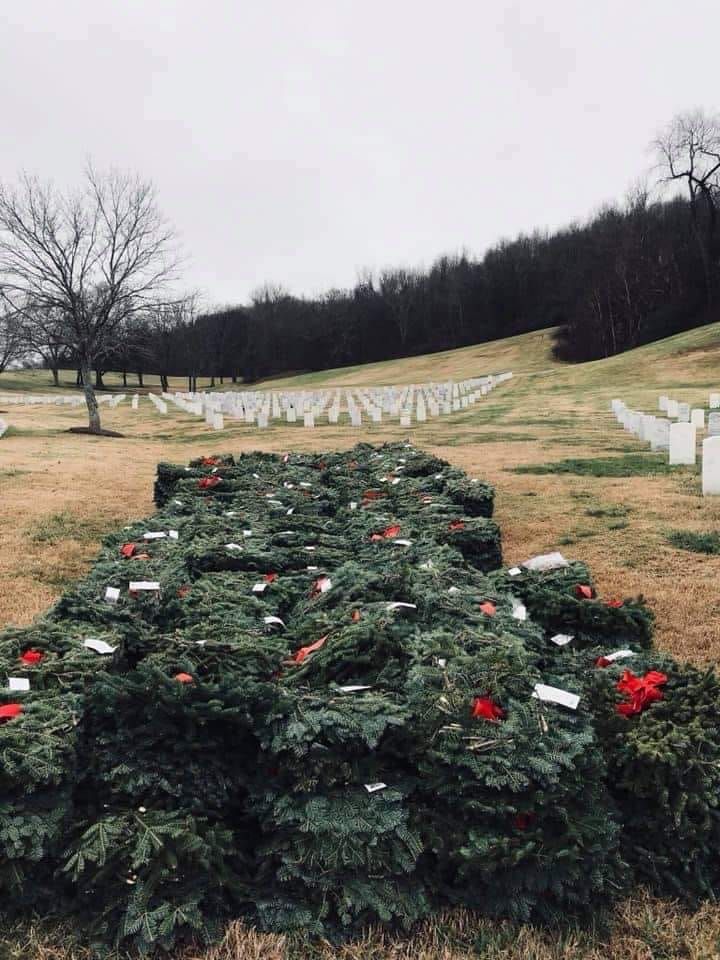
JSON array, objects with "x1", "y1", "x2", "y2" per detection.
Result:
[
  {"x1": 200, "y1": 456, "x2": 221, "y2": 466},
  {"x1": 575, "y1": 584, "x2": 593, "y2": 599},
  {"x1": 20, "y1": 649, "x2": 44, "y2": 665},
  {"x1": 351, "y1": 609, "x2": 361, "y2": 622},
  {"x1": 471, "y1": 696, "x2": 505, "y2": 721},
  {"x1": 177, "y1": 584, "x2": 191, "y2": 599},
  {"x1": 479, "y1": 601, "x2": 496, "y2": 617},
  {"x1": 513, "y1": 812, "x2": 534, "y2": 830},
  {"x1": 595, "y1": 656, "x2": 611, "y2": 668},
  {"x1": 371, "y1": 524, "x2": 401, "y2": 541},
  {"x1": 198, "y1": 476, "x2": 221, "y2": 490},
  {"x1": 174, "y1": 672, "x2": 194, "y2": 684},
  {"x1": 264, "y1": 572, "x2": 278, "y2": 583},
  {"x1": 605, "y1": 599, "x2": 624, "y2": 608},
  {"x1": 449, "y1": 520, "x2": 465, "y2": 531},
  {"x1": 616, "y1": 669, "x2": 667, "y2": 716},
  {"x1": 292, "y1": 635, "x2": 327, "y2": 664},
  {"x1": 0, "y1": 703, "x2": 23, "y2": 722},
  {"x1": 120, "y1": 543, "x2": 137, "y2": 558}
]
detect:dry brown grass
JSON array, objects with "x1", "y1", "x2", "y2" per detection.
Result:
[{"x1": 2, "y1": 321, "x2": 720, "y2": 957}]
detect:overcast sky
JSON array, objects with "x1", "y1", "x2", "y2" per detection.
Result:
[{"x1": 2, "y1": 0, "x2": 718, "y2": 306}]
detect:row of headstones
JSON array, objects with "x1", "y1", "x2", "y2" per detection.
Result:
[
  {"x1": 152, "y1": 373, "x2": 513, "y2": 430},
  {"x1": 0, "y1": 393, "x2": 127, "y2": 409},
  {"x1": 611, "y1": 399, "x2": 720, "y2": 495}
]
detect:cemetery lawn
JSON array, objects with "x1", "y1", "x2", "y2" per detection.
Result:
[{"x1": 3, "y1": 321, "x2": 720, "y2": 958}]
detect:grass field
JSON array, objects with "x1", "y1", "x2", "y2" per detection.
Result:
[{"x1": 2, "y1": 323, "x2": 720, "y2": 958}]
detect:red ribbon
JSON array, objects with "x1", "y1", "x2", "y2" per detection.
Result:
[
  {"x1": 0, "y1": 703, "x2": 22, "y2": 722},
  {"x1": 371, "y1": 524, "x2": 401, "y2": 541},
  {"x1": 351, "y1": 610, "x2": 361, "y2": 622},
  {"x1": 175, "y1": 672, "x2": 194, "y2": 684},
  {"x1": 471, "y1": 696, "x2": 505, "y2": 721},
  {"x1": 513, "y1": 812, "x2": 535, "y2": 830},
  {"x1": 200, "y1": 456, "x2": 221, "y2": 466},
  {"x1": 198, "y1": 476, "x2": 221, "y2": 490},
  {"x1": 616, "y1": 669, "x2": 667, "y2": 716},
  {"x1": 605, "y1": 599, "x2": 624, "y2": 608},
  {"x1": 479, "y1": 601, "x2": 496, "y2": 617},
  {"x1": 292, "y1": 635, "x2": 327, "y2": 664},
  {"x1": 595, "y1": 656, "x2": 612, "y2": 668},
  {"x1": 120, "y1": 543, "x2": 137, "y2": 558},
  {"x1": 449, "y1": 520, "x2": 465, "y2": 531},
  {"x1": 575, "y1": 584, "x2": 594, "y2": 599},
  {"x1": 264, "y1": 572, "x2": 278, "y2": 583},
  {"x1": 20, "y1": 649, "x2": 44, "y2": 665}
]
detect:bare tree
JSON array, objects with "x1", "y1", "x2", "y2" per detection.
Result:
[
  {"x1": 0, "y1": 302, "x2": 25, "y2": 373},
  {"x1": 19, "y1": 304, "x2": 69, "y2": 386},
  {"x1": 653, "y1": 109, "x2": 720, "y2": 302},
  {"x1": 0, "y1": 168, "x2": 178, "y2": 432}
]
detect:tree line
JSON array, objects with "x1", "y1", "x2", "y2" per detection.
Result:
[{"x1": 0, "y1": 109, "x2": 718, "y2": 433}]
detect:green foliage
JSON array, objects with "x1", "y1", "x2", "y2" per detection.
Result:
[
  {"x1": 0, "y1": 441, "x2": 718, "y2": 954},
  {"x1": 510, "y1": 454, "x2": 682, "y2": 478}
]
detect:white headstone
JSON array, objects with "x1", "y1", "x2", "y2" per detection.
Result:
[
  {"x1": 710, "y1": 393, "x2": 720, "y2": 410},
  {"x1": 677, "y1": 402, "x2": 691, "y2": 423},
  {"x1": 702, "y1": 436, "x2": 720, "y2": 495},
  {"x1": 691, "y1": 408, "x2": 705, "y2": 429},
  {"x1": 669, "y1": 422, "x2": 696, "y2": 465},
  {"x1": 666, "y1": 399, "x2": 679, "y2": 418},
  {"x1": 708, "y1": 412, "x2": 720, "y2": 437}
]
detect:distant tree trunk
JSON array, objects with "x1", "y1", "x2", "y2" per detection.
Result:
[
  {"x1": 231, "y1": 375, "x2": 237, "y2": 383},
  {"x1": 51, "y1": 367, "x2": 60, "y2": 387},
  {"x1": 122, "y1": 370, "x2": 127, "y2": 387},
  {"x1": 219, "y1": 376, "x2": 224, "y2": 384},
  {"x1": 160, "y1": 374, "x2": 169, "y2": 391},
  {"x1": 95, "y1": 369, "x2": 104, "y2": 390},
  {"x1": 81, "y1": 360, "x2": 102, "y2": 433},
  {"x1": 137, "y1": 371, "x2": 144, "y2": 387},
  {"x1": 210, "y1": 376, "x2": 216, "y2": 387},
  {"x1": 76, "y1": 369, "x2": 83, "y2": 386},
  {"x1": 188, "y1": 375, "x2": 192, "y2": 392}
]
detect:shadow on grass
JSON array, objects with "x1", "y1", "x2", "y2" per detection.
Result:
[{"x1": 509, "y1": 454, "x2": 688, "y2": 478}]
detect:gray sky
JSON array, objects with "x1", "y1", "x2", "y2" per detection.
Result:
[{"x1": 2, "y1": 0, "x2": 718, "y2": 306}]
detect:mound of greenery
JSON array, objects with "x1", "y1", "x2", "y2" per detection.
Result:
[{"x1": 0, "y1": 442, "x2": 717, "y2": 954}]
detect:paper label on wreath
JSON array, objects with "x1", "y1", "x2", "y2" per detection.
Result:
[
  {"x1": 143, "y1": 532, "x2": 166, "y2": 540},
  {"x1": 387, "y1": 601, "x2": 417, "y2": 611},
  {"x1": 364, "y1": 782, "x2": 387, "y2": 793},
  {"x1": 252, "y1": 582, "x2": 268, "y2": 593},
  {"x1": 508, "y1": 567, "x2": 522, "y2": 576},
  {"x1": 603, "y1": 649, "x2": 634, "y2": 662},
  {"x1": 169, "y1": 530, "x2": 179, "y2": 540},
  {"x1": 350, "y1": 502, "x2": 358, "y2": 510},
  {"x1": 264, "y1": 616, "x2": 285, "y2": 627},
  {"x1": 8, "y1": 677, "x2": 30, "y2": 691},
  {"x1": 129, "y1": 581, "x2": 160, "y2": 592},
  {"x1": 105, "y1": 586, "x2": 120, "y2": 604},
  {"x1": 339, "y1": 685, "x2": 372, "y2": 693},
  {"x1": 551, "y1": 634, "x2": 573, "y2": 646},
  {"x1": 84, "y1": 638, "x2": 116, "y2": 655},
  {"x1": 395, "y1": 539, "x2": 413, "y2": 546},
  {"x1": 511, "y1": 600, "x2": 528, "y2": 621},
  {"x1": 225, "y1": 543, "x2": 242, "y2": 551},
  {"x1": 173, "y1": 499, "x2": 184, "y2": 506},
  {"x1": 532, "y1": 683, "x2": 579, "y2": 710}
]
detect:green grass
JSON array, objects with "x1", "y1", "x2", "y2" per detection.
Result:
[
  {"x1": 510, "y1": 454, "x2": 685, "y2": 478},
  {"x1": 667, "y1": 530, "x2": 720, "y2": 554},
  {"x1": 585, "y1": 505, "x2": 630, "y2": 519},
  {"x1": 28, "y1": 511, "x2": 122, "y2": 545}
]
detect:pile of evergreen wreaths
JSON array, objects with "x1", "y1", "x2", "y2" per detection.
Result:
[{"x1": 1, "y1": 441, "x2": 719, "y2": 955}]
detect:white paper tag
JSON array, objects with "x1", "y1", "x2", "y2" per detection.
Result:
[
  {"x1": 8, "y1": 677, "x2": 30, "y2": 691},
  {"x1": 268, "y1": 500, "x2": 283, "y2": 507},
  {"x1": 253, "y1": 473, "x2": 260, "y2": 479},
  {"x1": 264, "y1": 615, "x2": 285, "y2": 627},
  {"x1": 242, "y1": 530, "x2": 253, "y2": 537},
  {"x1": 195, "y1": 639, "x2": 208, "y2": 646},
  {"x1": 350, "y1": 502, "x2": 358, "y2": 510},
  {"x1": 84, "y1": 638, "x2": 116, "y2": 655},
  {"x1": 252, "y1": 582, "x2": 268, "y2": 593},
  {"x1": 318, "y1": 577, "x2": 332, "y2": 593},
  {"x1": 105, "y1": 586, "x2": 120, "y2": 604},
  {"x1": 143, "y1": 532, "x2": 166, "y2": 540},
  {"x1": 307, "y1": 565, "x2": 318, "y2": 571},
  {"x1": 129, "y1": 581, "x2": 161, "y2": 592},
  {"x1": 305, "y1": 546, "x2": 316, "y2": 552},
  {"x1": 339, "y1": 685, "x2": 372, "y2": 693},
  {"x1": 437, "y1": 658, "x2": 447, "y2": 668},
  {"x1": 523, "y1": 552, "x2": 568, "y2": 572},
  {"x1": 224, "y1": 510, "x2": 237, "y2": 517},
  {"x1": 286, "y1": 508, "x2": 295, "y2": 515},
  {"x1": 225, "y1": 543, "x2": 242, "y2": 551},
  {"x1": 394, "y1": 539, "x2": 413, "y2": 546},
  {"x1": 448, "y1": 586, "x2": 460, "y2": 594},
  {"x1": 364, "y1": 782, "x2": 387, "y2": 793},
  {"x1": 511, "y1": 599, "x2": 527, "y2": 621},
  {"x1": 299, "y1": 482, "x2": 312, "y2": 488},
  {"x1": 391, "y1": 478, "x2": 401, "y2": 485},
  {"x1": 508, "y1": 567, "x2": 522, "y2": 576},
  {"x1": 173, "y1": 499, "x2": 184, "y2": 506},
  {"x1": 420, "y1": 560, "x2": 434, "y2": 570},
  {"x1": 387, "y1": 602, "x2": 417, "y2": 611},
  {"x1": 551, "y1": 634, "x2": 573, "y2": 646},
  {"x1": 169, "y1": 530, "x2": 179, "y2": 540},
  {"x1": 532, "y1": 683, "x2": 580, "y2": 710},
  {"x1": 602, "y1": 649, "x2": 635, "y2": 663}
]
